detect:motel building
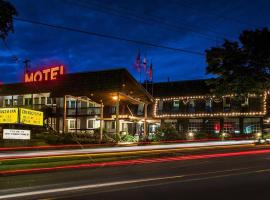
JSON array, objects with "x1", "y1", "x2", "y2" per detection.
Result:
[
  {"x1": 0, "y1": 67, "x2": 154, "y2": 139},
  {"x1": 148, "y1": 80, "x2": 269, "y2": 138},
  {"x1": 0, "y1": 65, "x2": 269, "y2": 141}
]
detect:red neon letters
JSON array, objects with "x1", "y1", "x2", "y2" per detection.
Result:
[{"x1": 24, "y1": 65, "x2": 65, "y2": 83}]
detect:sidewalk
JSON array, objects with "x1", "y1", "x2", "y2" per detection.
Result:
[{"x1": 0, "y1": 140, "x2": 255, "y2": 160}]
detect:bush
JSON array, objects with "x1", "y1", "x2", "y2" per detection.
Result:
[
  {"x1": 121, "y1": 134, "x2": 138, "y2": 142},
  {"x1": 151, "y1": 124, "x2": 183, "y2": 141},
  {"x1": 263, "y1": 133, "x2": 270, "y2": 139}
]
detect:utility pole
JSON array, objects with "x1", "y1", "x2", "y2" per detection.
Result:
[{"x1": 23, "y1": 59, "x2": 30, "y2": 74}]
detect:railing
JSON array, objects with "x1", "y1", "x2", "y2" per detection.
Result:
[{"x1": 66, "y1": 107, "x2": 101, "y2": 116}]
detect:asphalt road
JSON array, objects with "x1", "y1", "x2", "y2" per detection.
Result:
[{"x1": 1, "y1": 146, "x2": 270, "y2": 200}]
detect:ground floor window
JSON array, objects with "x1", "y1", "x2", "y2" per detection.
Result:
[
  {"x1": 87, "y1": 119, "x2": 100, "y2": 129},
  {"x1": 223, "y1": 118, "x2": 240, "y2": 134},
  {"x1": 68, "y1": 119, "x2": 80, "y2": 130},
  {"x1": 243, "y1": 118, "x2": 261, "y2": 134},
  {"x1": 188, "y1": 119, "x2": 203, "y2": 133},
  {"x1": 164, "y1": 119, "x2": 177, "y2": 129},
  {"x1": 204, "y1": 119, "x2": 220, "y2": 134}
]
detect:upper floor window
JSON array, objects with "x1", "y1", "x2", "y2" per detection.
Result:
[
  {"x1": 24, "y1": 98, "x2": 32, "y2": 106},
  {"x1": 4, "y1": 99, "x2": 12, "y2": 106},
  {"x1": 172, "y1": 100, "x2": 179, "y2": 111},
  {"x1": 223, "y1": 97, "x2": 231, "y2": 112},
  {"x1": 157, "y1": 100, "x2": 163, "y2": 111},
  {"x1": 34, "y1": 97, "x2": 39, "y2": 105},
  {"x1": 205, "y1": 99, "x2": 212, "y2": 112},
  {"x1": 47, "y1": 97, "x2": 52, "y2": 105},
  {"x1": 41, "y1": 97, "x2": 46, "y2": 105},
  {"x1": 188, "y1": 99, "x2": 195, "y2": 113}
]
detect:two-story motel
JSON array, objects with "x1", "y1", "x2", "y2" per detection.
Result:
[
  {"x1": 0, "y1": 67, "x2": 153, "y2": 138},
  {"x1": 0, "y1": 66, "x2": 268, "y2": 139}
]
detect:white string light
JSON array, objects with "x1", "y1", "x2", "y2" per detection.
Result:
[{"x1": 153, "y1": 92, "x2": 267, "y2": 118}]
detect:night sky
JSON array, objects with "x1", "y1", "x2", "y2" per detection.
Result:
[{"x1": 1, "y1": 0, "x2": 270, "y2": 83}]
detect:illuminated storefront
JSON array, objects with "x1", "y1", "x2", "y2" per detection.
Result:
[{"x1": 146, "y1": 80, "x2": 268, "y2": 137}]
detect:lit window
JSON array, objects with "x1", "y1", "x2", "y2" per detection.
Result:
[
  {"x1": 188, "y1": 119, "x2": 203, "y2": 133},
  {"x1": 87, "y1": 119, "x2": 94, "y2": 129},
  {"x1": 68, "y1": 119, "x2": 80, "y2": 129},
  {"x1": 243, "y1": 118, "x2": 261, "y2": 134},
  {"x1": 70, "y1": 100, "x2": 76, "y2": 108}
]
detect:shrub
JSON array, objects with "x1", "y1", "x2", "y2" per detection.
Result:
[{"x1": 151, "y1": 124, "x2": 182, "y2": 141}]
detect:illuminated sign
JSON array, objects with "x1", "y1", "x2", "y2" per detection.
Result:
[
  {"x1": 0, "y1": 108, "x2": 19, "y2": 124},
  {"x1": 20, "y1": 108, "x2": 43, "y2": 126},
  {"x1": 24, "y1": 65, "x2": 65, "y2": 83},
  {"x1": 3, "y1": 129, "x2": 31, "y2": 140}
]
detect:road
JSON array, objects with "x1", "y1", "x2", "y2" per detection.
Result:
[{"x1": 1, "y1": 145, "x2": 270, "y2": 200}]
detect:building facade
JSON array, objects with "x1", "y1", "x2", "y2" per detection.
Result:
[
  {"x1": 0, "y1": 68, "x2": 269, "y2": 139},
  {"x1": 148, "y1": 80, "x2": 268, "y2": 138},
  {"x1": 0, "y1": 68, "x2": 153, "y2": 138}
]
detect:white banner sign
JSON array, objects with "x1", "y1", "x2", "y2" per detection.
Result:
[{"x1": 3, "y1": 129, "x2": 31, "y2": 140}]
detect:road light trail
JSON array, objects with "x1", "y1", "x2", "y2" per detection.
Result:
[
  {"x1": 0, "y1": 140, "x2": 255, "y2": 160},
  {"x1": 1, "y1": 148, "x2": 270, "y2": 175}
]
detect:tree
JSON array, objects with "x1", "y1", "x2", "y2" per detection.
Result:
[
  {"x1": 205, "y1": 28, "x2": 270, "y2": 97},
  {"x1": 0, "y1": 0, "x2": 17, "y2": 40}
]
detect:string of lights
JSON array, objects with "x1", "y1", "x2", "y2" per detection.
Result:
[{"x1": 153, "y1": 92, "x2": 268, "y2": 118}]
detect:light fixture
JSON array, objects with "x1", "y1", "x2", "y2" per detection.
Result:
[{"x1": 112, "y1": 96, "x2": 118, "y2": 101}]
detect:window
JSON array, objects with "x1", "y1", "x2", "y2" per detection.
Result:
[
  {"x1": 223, "y1": 118, "x2": 240, "y2": 134},
  {"x1": 188, "y1": 119, "x2": 203, "y2": 133},
  {"x1": 47, "y1": 97, "x2": 52, "y2": 105},
  {"x1": 110, "y1": 106, "x2": 116, "y2": 114},
  {"x1": 87, "y1": 119, "x2": 94, "y2": 129},
  {"x1": 41, "y1": 97, "x2": 46, "y2": 105},
  {"x1": 243, "y1": 118, "x2": 261, "y2": 134},
  {"x1": 188, "y1": 100, "x2": 195, "y2": 113},
  {"x1": 34, "y1": 97, "x2": 39, "y2": 105},
  {"x1": 157, "y1": 100, "x2": 163, "y2": 112},
  {"x1": 24, "y1": 98, "x2": 32, "y2": 106},
  {"x1": 4, "y1": 99, "x2": 11, "y2": 106},
  {"x1": 69, "y1": 100, "x2": 76, "y2": 108},
  {"x1": 205, "y1": 99, "x2": 212, "y2": 112},
  {"x1": 172, "y1": 100, "x2": 179, "y2": 112},
  {"x1": 223, "y1": 97, "x2": 231, "y2": 112},
  {"x1": 68, "y1": 119, "x2": 80, "y2": 129},
  {"x1": 13, "y1": 99, "x2": 18, "y2": 106},
  {"x1": 205, "y1": 119, "x2": 220, "y2": 134}
]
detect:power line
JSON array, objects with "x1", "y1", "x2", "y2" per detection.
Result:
[
  {"x1": 14, "y1": 17, "x2": 205, "y2": 56},
  {"x1": 170, "y1": 0, "x2": 256, "y2": 28},
  {"x1": 63, "y1": 0, "x2": 227, "y2": 42}
]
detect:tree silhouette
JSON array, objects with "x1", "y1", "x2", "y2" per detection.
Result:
[
  {"x1": 0, "y1": 0, "x2": 17, "y2": 40},
  {"x1": 206, "y1": 28, "x2": 270, "y2": 97}
]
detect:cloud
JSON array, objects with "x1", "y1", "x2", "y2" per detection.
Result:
[{"x1": 1, "y1": 0, "x2": 269, "y2": 83}]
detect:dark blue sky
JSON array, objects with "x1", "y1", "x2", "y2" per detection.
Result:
[{"x1": 1, "y1": 0, "x2": 270, "y2": 83}]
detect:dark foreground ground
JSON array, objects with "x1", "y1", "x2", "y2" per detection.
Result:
[{"x1": 1, "y1": 145, "x2": 270, "y2": 200}]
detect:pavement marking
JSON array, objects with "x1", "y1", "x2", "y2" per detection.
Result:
[
  {"x1": 0, "y1": 175, "x2": 185, "y2": 199},
  {"x1": 0, "y1": 167, "x2": 256, "y2": 199}
]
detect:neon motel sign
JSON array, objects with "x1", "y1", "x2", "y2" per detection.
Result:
[{"x1": 24, "y1": 65, "x2": 65, "y2": 83}]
